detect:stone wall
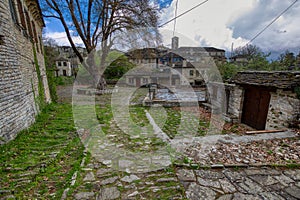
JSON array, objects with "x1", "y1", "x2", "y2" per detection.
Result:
[
  {"x1": 0, "y1": 0, "x2": 50, "y2": 143},
  {"x1": 266, "y1": 90, "x2": 300, "y2": 130},
  {"x1": 227, "y1": 85, "x2": 244, "y2": 122}
]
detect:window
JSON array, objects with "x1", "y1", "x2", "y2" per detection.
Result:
[
  {"x1": 58, "y1": 62, "x2": 62, "y2": 67},
  {"x1": 142, "y1": 78, "x2": 148, "y2": 84},
  {"x1": 63, "y1": 62, "x2": 67, "y2": 66},
  {"x1": 24, "y1": 9, "x2": 33, "y2": 40},
  {"x1": 196, "y1": 70, "x2": 200, "y2": 77},
  {"x1": 9, "y1": 0, "x2": 18, "y2": 24},
  {"x1": 189, "y1": 70, "x2": 194, "y2": 76},
  {"x1": 31, "y1": 20, "x2": 39, "y2": 52},
  {"x1": 16, "y1": 0, "x2": 26, "y2": 29},
  {"x1": 129, "y1": 78, "x2": 134, "y2": 84}
]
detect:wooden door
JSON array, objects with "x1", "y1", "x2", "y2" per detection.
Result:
[
  {"x1": 241, "y1": 87, "x2": 271, "y2": 130},
  {"x1": 136, "y1": 78, "x2": 141, "y2": 87}
]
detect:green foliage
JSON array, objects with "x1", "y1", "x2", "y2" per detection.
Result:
[
  {"x1": 278, "y1": 50, "x2": 297, "y2": 68},
  {"x1": 246, "y1": 52, "x2": 270, "y2": 70},
  {"x1": 104, "y1": 53, "x2": 134, "y2": 80},
  {"x1": 54, "y1": 76, "x2": 75, "y2": 86},
  {"x1": 232, "y1": 44, "x2": 270, "y2": 71},
  {"x1": 33, "y1": 46, "x2": 46, "y2": 110},
  {"x1": 45, "y1": 65, "x2": 58, "y2": 102},
  {"x1": 0, "y1": 103, "x2": 84, "y2": 198},
  {"x1": 44, "y1": 43, "x2": 59, "y2": 102},
  {"x1": 218, "y1": 62, "x2": 242, "y2": 81},
  {"x1": 268, "y1": 60, "x2": 288, "y2": 71}
]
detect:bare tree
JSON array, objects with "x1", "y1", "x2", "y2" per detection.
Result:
[
  {"x1": 40, "y1": 0, "x2": 160, "y2": 89},
  {"x1": 234, "y1": 44, "x2": 266, "y2": 60}
]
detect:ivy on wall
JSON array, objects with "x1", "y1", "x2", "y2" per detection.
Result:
[
  {"x1": 44, "y1": 54, "x2": 58, "y2": 103},
  {"x1": 32, "y1": 45, "x2": 46, "y2": 110}
]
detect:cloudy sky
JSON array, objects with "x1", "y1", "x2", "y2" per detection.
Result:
[{"x1": 44, "y1": 0, "x2": 300, "y2": 59}]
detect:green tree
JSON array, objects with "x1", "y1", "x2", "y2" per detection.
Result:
[
  {"x1": 104, "y1": 52, "x2": 134, "y2": 80},
  {"x1": 233, "y1": 44, "x2": 270, "y2": 70},
  {"x1": 218, "y1": 62, "x2": 242, "y2": 81},
  {"x1": 278, "y1": 50, "x2": 296, "y2": 69},
  {"x1": 40, "y1": 0, "x2": 160, "y2": 89}
]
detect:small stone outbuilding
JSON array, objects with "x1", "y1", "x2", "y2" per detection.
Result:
[{"x1": 228, "y1": 71, "x2": 300, "y2": 130}]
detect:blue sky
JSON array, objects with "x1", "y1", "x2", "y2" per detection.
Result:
[{"x1": 44, "y1": 0, "x2": 300, "y2": 59}]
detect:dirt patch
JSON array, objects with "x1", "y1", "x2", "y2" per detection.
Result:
[{"x1": 56, "y1": 85, "x2": 73, "y2": 103}]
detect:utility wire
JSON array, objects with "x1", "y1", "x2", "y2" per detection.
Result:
[
  {"x1": 173, "y1": 0, "x2": 179, "y2": 36},
  {"x1": 246, "y1": 0, "x2": 298, "y2": 45},
  {"x1": 159, "y1": 0, "x2": 209, "y2": 28}
]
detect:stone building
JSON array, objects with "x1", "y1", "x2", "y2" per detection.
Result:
[
  {"x1": 171, "y1": 36, "x2": 227, "y2": 66},
  {"x1": 124, "y1": 38, "x2": 226, "y2": 88},
  {"x1": 125, "y1": 48, "x2": 167, "y2": 67},
  {"x1": 54, "y1": 45, "x2": 86, "y2": 75},
  {"x1": 211, "y1": 71, "x2": 300, "y2": 130},
  {"x1": 55, "y1": 56, "x2": 73, "y2": 77},
  {"x1": 0, "y1": 0, "x2": 50, "y2": 142},
  {"x1": 159, "y1": 52, "x2": 204, "y2": 86},
  {"x1": 125, "y1": 65, "x2": 179, "y2": 87}
]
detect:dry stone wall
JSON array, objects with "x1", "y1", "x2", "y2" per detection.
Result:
[
  {"x1": 0, "y1": 0, "x2": 50, "y2": 143},
  {"x1": 266, "y1": 90, "x2": 300, "y2": 130}
]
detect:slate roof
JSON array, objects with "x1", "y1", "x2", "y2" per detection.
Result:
[
  {"x1": 126, "y1": 48, "x2": 166, "y2": 59},
  {"x1": 177, "y1": 47, "x2": 225, "y2": 52},
  {"x1": 231, "y1": 71, "x2": 300, "y2": 89},
  {"x1": 55, "y1": 56, "x2": 69, "y2": 62}
]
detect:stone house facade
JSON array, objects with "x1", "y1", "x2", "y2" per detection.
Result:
[
  {"x1": 0, "y1": 0, "x2": 50, "y2": 142},
  {"x1": 125, "y1": 65, "x2": 179, "y2": 87},
  {"x1": 55, "y1": 56, "x2": 72, "y2": 77},
  {"x1": 53, "y1": 45, "x2": 87, "y2": 76},
  {"x1": 212, "y1": 71, "x2": 300, "y2": 130},
  {"x1": 124, "y1": 38, "x2": 226, "y2": 88}
]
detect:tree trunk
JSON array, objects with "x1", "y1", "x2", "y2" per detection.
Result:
[{"x1": 84, "y1": 50, "x2": 107, "y2": 90}]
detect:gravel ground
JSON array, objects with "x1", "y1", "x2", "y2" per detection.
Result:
[{"x1": 184, "y1": 135, "x2": 300, "y2": 166}]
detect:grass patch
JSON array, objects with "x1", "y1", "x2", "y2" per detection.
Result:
[
  {"x1": 54, "y1": 76, "x2": 75, "y2": 86},
  {"x1": 0, "y1": 103, "x2": 84, "y2": 199},
  {"x1": 150, "y1": 107, "x2": 210, "y2": 138}
]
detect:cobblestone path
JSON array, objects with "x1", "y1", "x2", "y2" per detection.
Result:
[
  {"x1": 71, "y1": 158, "x2": 300, "y2": 200},
  {"x1": 178, "y1": 167, "x2": 300, "y2": 200}
]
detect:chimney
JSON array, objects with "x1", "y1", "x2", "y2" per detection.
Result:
[{"x1": 171, "y1": 36, "x2": 179, "y2": 50}]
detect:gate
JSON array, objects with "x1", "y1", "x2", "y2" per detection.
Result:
[{"x1": 241, "y1": 86, "x2": 271, "y2": 130}]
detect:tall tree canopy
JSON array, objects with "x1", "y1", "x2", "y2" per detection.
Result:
[
  {"x1": 40, "y1": 0, "x2": 160, "y2": 89},
  {"x1": 233, "y1": 44, "x2": 270, "y2": 70}
]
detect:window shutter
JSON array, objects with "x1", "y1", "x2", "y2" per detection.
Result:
[
  {"x1": 9, "y1": 0, "x2": 18, "y2": 24},
  {"x1": 24, "y1": 10, "x2": 33, "y2": 40},
  {"x1": 16, "y1": 0, "x2": 26, "y2": 29}
]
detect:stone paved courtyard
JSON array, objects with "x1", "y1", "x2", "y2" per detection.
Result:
[
  {"x1": 1, "y1": 86, "x2": 299, "y2": 199},
  {"x1": 68, "y1": 86, "x2": 300, "y2": 200},
  {"x1": 70, "y1": 156, "x2": 300, "y2": 200}
]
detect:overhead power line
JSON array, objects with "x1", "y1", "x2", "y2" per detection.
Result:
[
  {"x1": 246, "y1": 0, "x2": 298, "y2": 45},
  {"x1": 159, "y1": 0, "x2": 209, "y2": 28}
]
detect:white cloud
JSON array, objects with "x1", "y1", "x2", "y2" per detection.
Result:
[
  {"x1": 159, "y1": 0, "x2": 300, "y2": 54},
  {"x1": 44, "y1": 31, "x2": 84, "y2": 47},
  {"x1": 230, "y1": 0, "x2": 300, "y2": 53},
  {"x1": 44, "y1": 0, "x2": 300, "y2": 55},
  {"x1": 159, "y1": 0, "x2": 255, "y2": 50}
]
